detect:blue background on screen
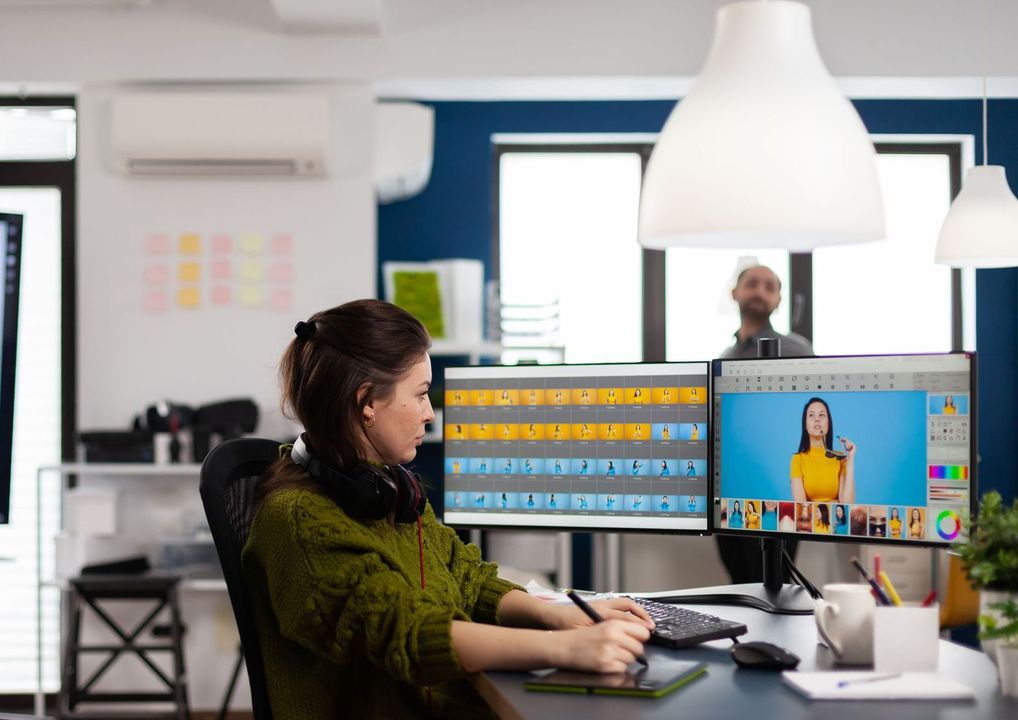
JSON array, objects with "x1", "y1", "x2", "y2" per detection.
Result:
[{"x1": 720, "y1": 391, "x2": 927, "y2": 507}]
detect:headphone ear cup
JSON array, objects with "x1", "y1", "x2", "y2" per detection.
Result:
[
  {"x1": 391, "y1": 466, "x2": 426, "y2": 524},
  {"x1": 309, "y1": 460, "x2": 396, "y2": 521}
]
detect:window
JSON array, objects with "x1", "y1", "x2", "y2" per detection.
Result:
[
  {"x1": 497, "y1": 147, "x2": 645, "y2": 364},
  {"x1": 812, "y1": 148, "x2": 966, "y2": 355},
  {"x1": 496, "y1": 138, "x2": 968, "y2": 366},
  {"x1": 0, "y1": 100, "x2": 75, "y2": 695}
]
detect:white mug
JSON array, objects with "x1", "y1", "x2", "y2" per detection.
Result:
[{"x1": 815, "y1": 583, "x2": 876, "y2": 665}]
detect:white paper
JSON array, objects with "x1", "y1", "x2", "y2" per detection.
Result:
[{"x1": 781, "y1": 671, "x2": 974, "y2": 700}]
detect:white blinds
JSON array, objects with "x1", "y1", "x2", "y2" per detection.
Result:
[{"x1": 0, "y1": 187, "x2": 63, "y2": 692}]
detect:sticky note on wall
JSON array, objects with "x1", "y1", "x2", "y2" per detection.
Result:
[
  {"x1": 240, "y1": 235, "x2": 264, "y2": 255},
  {"x1": 177, "y1": 287, "x2": 200, "y2": 308},
  {"x1": 239, "y1": 285, "x2": 262, "y2": 308},
  {"x1": 178, "y1": 262, "x2": 201, "y2": 283},
  {"x1": 240, "y1": 260, "x2": 263, "y2": 282},
  {"x1": 179, "y1": 234, "x2": 202, "y2": 255}
]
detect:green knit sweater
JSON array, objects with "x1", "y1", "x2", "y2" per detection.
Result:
[{"x1": 241, "y1": 487, "x2": 522, "y2": 719}]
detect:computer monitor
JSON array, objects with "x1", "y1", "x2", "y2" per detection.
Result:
[
  {"x1": 713, "y1": 353, "x2": 975, "y2": 549},
  {"x1": 442, "y1": 362, "x2": 710, "y2": 533},
  {"x1": 0, "y1": 213, "x2": 24, "y2": 524}
]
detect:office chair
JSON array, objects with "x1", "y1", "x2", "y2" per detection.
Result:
[{"x1": 200, "y1": 437, "x2": 281, "y2": 720}]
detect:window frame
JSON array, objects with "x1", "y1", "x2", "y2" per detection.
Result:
[
  {"x1": 0, "y1": 96, "x2": 77, "y2": 461},
  {"x1": 493, "y1": 139, "x2": 966, "y2": 358}
]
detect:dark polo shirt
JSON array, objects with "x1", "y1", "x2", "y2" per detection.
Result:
[{"x1": 720, "y1": 323, "x2": 814, "y2": 359}]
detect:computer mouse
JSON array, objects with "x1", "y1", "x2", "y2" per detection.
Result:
[{"x1": 730, "y1": 641, "x2": 800, "y2": 671}]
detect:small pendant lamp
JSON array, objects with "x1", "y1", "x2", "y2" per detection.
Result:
[
  {"x1": 934, "y1": 78, "x2": 1018, "y2": 268},
  {"x1": 638, "y1": 0, "x2": 885, "y2": 251}
]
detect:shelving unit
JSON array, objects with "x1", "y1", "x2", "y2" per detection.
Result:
[{"x1": 32, "y1": 462, "x2": 213, "y2": 715}]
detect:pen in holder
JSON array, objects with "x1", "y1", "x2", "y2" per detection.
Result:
[{"x1": 872, "y1": 603, "x2": 939, "y2": 673}]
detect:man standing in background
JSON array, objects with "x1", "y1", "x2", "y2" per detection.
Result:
[
  {"x1": 717, "y1": 264, "x2": 813, "y2": 583},
  {"x1": 720, "y1": 265, "x2": 812, "y2": 359}
]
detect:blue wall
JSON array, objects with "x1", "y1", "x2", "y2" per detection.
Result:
[{"x1": 380, "y1": 100, "x2": 1018, "y2": 514}]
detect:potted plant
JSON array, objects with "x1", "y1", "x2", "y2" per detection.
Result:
[
  {"x1": 955, "y1": 491, "x2": 1018, "y2": 669},
  {"x1": 979, "y1": 597, "x2": 1018, "y2": 696}
]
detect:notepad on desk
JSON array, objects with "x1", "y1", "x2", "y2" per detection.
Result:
[{"x1": 782, "y1": 671, "x2": 975, "y2": 701}]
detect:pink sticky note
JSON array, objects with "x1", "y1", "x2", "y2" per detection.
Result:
[
  {"x1": 144, "y1": 291, "x2": 168, "y2": 313},
  {"x1": 271, "y1": 233, "x2": 294, "y2": 255},
  {"x1": 211, "y1": 286, "x2": 231, "y2": 306},
  {"x1": 268, "y1": 262, "x2": 294, "y2": 284},
  {"x1": 270, "y1": 288, "x2": 292, "y2": 311},
  {"x1": 146, "y1": 234, "x2": 170, "y2": 255},
  {"x1": 144, "y1": 264, "x2": 169, "y2": 286},
  {"x1": 211, "y1": 235, "x2": 233, "y2": 254},
  {"x1": 211, "y1": 259, "x2": 231, "y2": 280}
]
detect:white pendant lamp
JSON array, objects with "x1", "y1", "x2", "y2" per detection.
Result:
[
  {"x1": 935, "y1": 82, "x2": 1018, "y2": 268},
  {"x1": 638, "y1": 0, "x2": 885, "y2": 251}
]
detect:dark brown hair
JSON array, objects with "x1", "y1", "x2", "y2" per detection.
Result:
[{"x1": 256, "y1": 299, "x2": 431, "y2": 506}]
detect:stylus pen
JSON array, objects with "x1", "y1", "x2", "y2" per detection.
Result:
[
  {"x1": 850, "y1": 558, "x2": 892, "y2": 606},
  {"x1": 566, "y1": 590, "x2": 649, "y2": 667}
]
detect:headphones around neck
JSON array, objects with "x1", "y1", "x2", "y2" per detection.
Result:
[{"x1": 290, "y1": 434, "x2": 425, "y2": 524}]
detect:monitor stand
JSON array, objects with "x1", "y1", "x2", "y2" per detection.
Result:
[{"x1": 641, "y1": 539, "x2": 817, "y2": 615}]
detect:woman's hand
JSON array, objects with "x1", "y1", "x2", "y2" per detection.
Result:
[
  {"x1": 548, "y1": 620, "x2": 651, "y2": 673},
  {"x1": 840, "y1": 436, "x2": 857, "y2": 459},
  {"x1": 545, "y1": 596, "x2": 655, "y2": 631}
]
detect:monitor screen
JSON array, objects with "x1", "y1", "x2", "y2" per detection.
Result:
[
  {"x1": 442, "y1": 362, "x2": 710, "y2": 532},
  {"x1": 712, "y1": 353, "x2": 975, "y2": 547},
  {"x1": 0, "y1": 213, "x2": 23, "y2": 524}
]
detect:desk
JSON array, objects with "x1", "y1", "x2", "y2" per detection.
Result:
[{"x1": 475, "y1": 603, "x2": 1017, "y2": 719}]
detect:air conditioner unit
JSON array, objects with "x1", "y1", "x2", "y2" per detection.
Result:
[
  {"x1": 110, "y1": 93, "x2": 330, "y2": 177},
  {"x1": 375, "y1": 101, "x2": 434, "y2": 203}
]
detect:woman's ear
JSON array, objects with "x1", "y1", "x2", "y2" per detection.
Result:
[{"x1": 356, "y1": 384, "x2": 375, "y2": 423}]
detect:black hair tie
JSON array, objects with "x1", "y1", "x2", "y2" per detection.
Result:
[{"x1": 294, "y1": 320, "x2": 316, "y2": 340}]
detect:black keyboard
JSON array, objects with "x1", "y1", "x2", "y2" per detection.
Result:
[{"x1": 632, "y1": 597, "x2": 748, "y2": 649}]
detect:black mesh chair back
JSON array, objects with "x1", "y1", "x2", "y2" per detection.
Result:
[{"x1": 200, "y1": 437, "x2": 281, "y2": 720}]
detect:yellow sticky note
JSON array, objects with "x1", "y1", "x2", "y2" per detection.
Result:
[
  {"x1": 177, "y1": 287, "x2": 200, "y2": 308},
  {"x1": 239, "y1": 259, "x2": 263, "y2": 282},
  {"x1": 179, "y1": 234, "x2": 201, "y2": 255},
  {"x1": 240, "y1": 235, "x2": 264, "y2": 255},
  {"x1": 239, "y1": 285, "x2": 262, "y2": 308},
  {"x1": 178, "y1": 262, "x2": 201, "y2": 283}
]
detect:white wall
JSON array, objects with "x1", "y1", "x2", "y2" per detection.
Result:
[{"x1": 77, "y1": 83, "x2": 376, "y2": 437}]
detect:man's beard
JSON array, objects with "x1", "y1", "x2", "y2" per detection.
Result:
[{"x1": 739, "y1": 300, "x2": 772, "y2": 323}]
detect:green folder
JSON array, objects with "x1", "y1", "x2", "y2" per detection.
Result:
[{"x1": 524, "y1": 660, "x2": 707, "y2": 698}]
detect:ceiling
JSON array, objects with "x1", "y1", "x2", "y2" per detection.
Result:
[{"x1": 0, "y1": 0, "x2": 1017, "y2": 98}]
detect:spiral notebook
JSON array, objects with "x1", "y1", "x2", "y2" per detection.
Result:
[{"x1": 782, "y1": 672, "x2": 975, "y2": 701}]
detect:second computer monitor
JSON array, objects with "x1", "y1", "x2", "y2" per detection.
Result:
[
  {"x1": 713, "y1": 353, "x2": 975, "y2": 547},
  {"x1": 442, "y1": 362, "x2": 710, "y2": 533}
]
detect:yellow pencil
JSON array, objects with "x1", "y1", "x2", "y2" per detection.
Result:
[{"x1": 878, "y1": 570, "x2": 903, "y2": 606}]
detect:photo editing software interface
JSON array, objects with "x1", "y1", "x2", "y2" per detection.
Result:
[
  {"x1": 713, "y1": 353, "x2": 973, "y2": 546},
  {"x1": 442, "y1": 363, "x2": 710, "y2": 531}
]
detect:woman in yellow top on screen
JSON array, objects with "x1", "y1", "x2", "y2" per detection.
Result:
[
  {"x1": 908, "y1": 508, "x2": 924, "y2": 538},
  {"x1": 745, "y1": 501, "x2": 761, "y2": 530},
  {"x1": 790, "y1": 397, "x2": 856, "y2": 503},
  {"x1": 943, "y1": 394, "x2": 957, "y2": 415},
  {"x1": 690, "y1": 423, "x2": 700, "y2": 441}
]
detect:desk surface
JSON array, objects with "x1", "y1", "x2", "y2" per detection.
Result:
[{"x1": 476, "y1": 603, "x2": 1017, "y2": 720}]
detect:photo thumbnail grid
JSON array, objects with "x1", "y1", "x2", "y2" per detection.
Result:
[{"x1": 443, "y1": 369, "x2": 709, "y2": 517}]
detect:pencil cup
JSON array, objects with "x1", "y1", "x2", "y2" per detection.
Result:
[{"x1": 873, "y1": 604, "x2": 939, "y2": 673}]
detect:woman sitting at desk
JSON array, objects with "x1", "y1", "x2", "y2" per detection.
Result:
[
  {"x1": 790, "y1": 397, "x2": 856, "y2": 504},
  {"x1": 242, "y1": 300, "x2": 654, "y2": 718}
]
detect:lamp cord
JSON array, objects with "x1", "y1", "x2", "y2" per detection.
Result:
[{"x1": 981, "y1": 0, "x2": 989, "y2": 165}]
